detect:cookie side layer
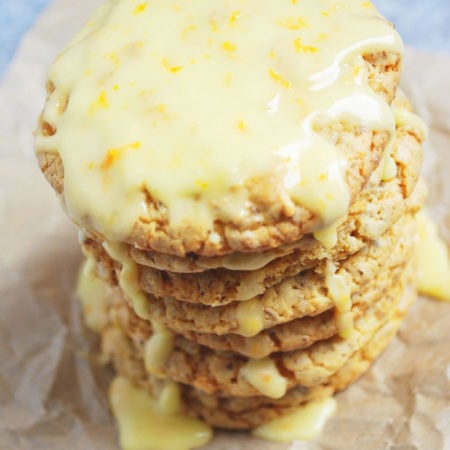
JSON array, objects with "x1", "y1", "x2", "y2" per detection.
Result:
[{"x1": 101, "y1": 281, "x2": 416, "y2": 429}]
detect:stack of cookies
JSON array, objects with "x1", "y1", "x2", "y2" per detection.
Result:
[
  {"x1": 35, "y1": 0, "x2": 427, "y2": 438},
  {"x1": 76, "y1": 92, "x2": 425, "y2": 430}
]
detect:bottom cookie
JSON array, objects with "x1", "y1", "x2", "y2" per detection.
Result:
[{"x1": 100, "y1": 281, "x2": 416, "y2": 429}]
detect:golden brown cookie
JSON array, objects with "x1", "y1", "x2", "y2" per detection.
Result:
[
  {"x1": 35, "y1": 0, "x2": 403, "y2": 258},
  {"x1": 100, "y1": 259, "x2": 414, "y2": 398},
  {"x1": 126, "y1": 96, "x2": 424, "y2": 274},
  {"x1": 80, "y1": 119, "x2": 424, "y2": 308},
  {"x1": 85, "y1": 210, "x2": 416, "y2": 360},
  {"x1": 83, "y1": 179, "x2": 424, "y2": 311},
  {"x1": 136, "y1": 179, "x2": 424, "y2": 307},
  {"x1": 33, "y1": 0, "x2": 425, "y2": 441},
  {"x1": 101, "y1": 281, "x2": 416, "y2": 429},
  {"x1": 184, "y1": 284, "x2": 416, "y2": 429},
  {"x1": 83, "y1": 210, "x2": 418, "y2": 343}
]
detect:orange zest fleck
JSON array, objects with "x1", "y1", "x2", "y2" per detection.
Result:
[
  {"x1": 89, "y1": 91, "x2": 110, "y2": 115},
  {"x1": 195, "y1": 180, "x2": 209, "y2": 190},
  {"x1": 222, "y1": 41, "x2": 237, "y2": 52},
  {"x1": 229, "y1": 10, "x2": 242, "y2": 26},
  {"x1": 99, "y1": 142, "x2": 141, "y2": 170},
  {"x1": 277, "y1": 16, "x2": 308, "y2": 30},
  {"x1": 293, "y1": 38, "x2": 318, "y2": 53},
  {"x1": 97, "y1": 91, "x2": 109, "y2": 108},
  {"x1": 237, "y1": 120, "x2": 247, "y2": 131},
  {"x1": 128, "y1": 142, "x2": 142, "y2": 150},
  {"x1": 100, "y1": 149, "x2": 121, "y2": 170},
  {"x1": 162, "y1": 58, "x2": 183, "y2": 73},
  {"x1": 268, "y1": 68, "x2": 292, "y2": 89},
  {"x1": 133, "y1": 2, "x2": 148, "y2": 14}
]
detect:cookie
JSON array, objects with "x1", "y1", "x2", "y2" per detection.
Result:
[
  {"x1": 79, "y1": 117, "x2": 424, "y2": 308},
  {"x1": 33, "y1": 0, "x2": 427, "y2": 442},
  {"x1": 83, "y1": 209, "x2": 418, "y2": 344},
  {"x1": 83, "y1": 211, "x2": 416, "y2": 361},
  {"x1": 82, "y1": 177, "x2": 424, "y2": 310},
  {"x1": 35, "y1": 0, "x2": 404, "y2": 257},
  {"x1": 100, "y1": 258, "x2": 414, "y2": 398},
  {"x1": 101, "y1": 281, "x2": 416, "y2": 429},
  {"x1": 184, "y1": 283, "x2": 416, "y2": 429},
  {"x1": 127, "y1": 95, "x2": 425, "y2": 274},
  {"x1": 150, "y1": 210, "x2": 417, "y2": 339},
  {"x1": 135, "y1": 178, "x2": 423, "y2": 306}
]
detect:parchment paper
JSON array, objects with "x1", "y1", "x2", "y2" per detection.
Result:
[{"x1": 0, "y1": 1, "x2": 449, "y2": 449}]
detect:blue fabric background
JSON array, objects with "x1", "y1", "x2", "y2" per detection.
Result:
[{"x1": 0, "y1": 0, "x2": 449, "y2": 77}]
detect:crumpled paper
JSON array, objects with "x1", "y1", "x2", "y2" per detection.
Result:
[{"x1": 0, "y1": 1, "x2": 449, "y2": 449}]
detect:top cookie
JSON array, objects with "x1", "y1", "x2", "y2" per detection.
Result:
[{"x1": 35, "y1": 0, "x2": 403, "y2": 256}]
